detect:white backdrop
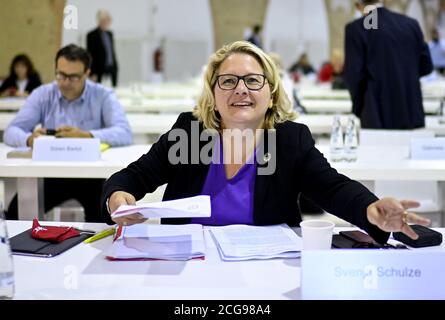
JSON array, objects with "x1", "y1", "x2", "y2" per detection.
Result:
[
  {"x1": 62, "y1": 0, "x2": 427, "y2": 84},
  {"x1": 63, "y1": 0, "x2": 213, "y2": 85}
]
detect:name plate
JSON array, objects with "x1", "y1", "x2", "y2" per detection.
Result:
[
  {"x1": 411, "y1": 138, "x2": 445, "y2": 160},
  {"x1": 32, "y1": 138, "x2": 101, "y2": 161},
  {"x1": 301, "y1": 250, "x2": 445, "y2": 300}
]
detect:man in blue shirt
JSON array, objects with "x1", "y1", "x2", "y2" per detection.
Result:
[{"x1": 4, "y1": 44, "x2": 132, "y2": 222}]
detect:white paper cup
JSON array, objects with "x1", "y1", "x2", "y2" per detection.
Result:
[{"x1": 300, "y1": 220, "x2": 335, "y2": 250}]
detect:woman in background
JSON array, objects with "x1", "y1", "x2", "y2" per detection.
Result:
[{"x1": 0, "y1": 54, "x2": 42, "y2": 97}]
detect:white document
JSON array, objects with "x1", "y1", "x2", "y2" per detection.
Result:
[
  {"x1": 210, "y1": 224, "x2": 302, "y2": 261},
  {"x1": 106, "y1": 223, "x2": 205, "y2": 261},
  {"x1": 111, "y1": 195, "x2": 211, "y2": 219}
]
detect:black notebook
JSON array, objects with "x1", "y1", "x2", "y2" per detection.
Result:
[{"x1": 9, "y1": 229, "x2": 91, "y2": 258}]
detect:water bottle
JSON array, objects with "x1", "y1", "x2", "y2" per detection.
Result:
[
  {"x1": 438, "y1": 98, "x2": 445, "y2": 124},
  {"x1": 330, "y1": 115, "x2": 344, "y2": 162},
  {"x1": 0, "y1": 210, "x2": 14, "y2": 300},
  {"x1": 344, "y1": 115, "x2": 359, "y2": 162}
]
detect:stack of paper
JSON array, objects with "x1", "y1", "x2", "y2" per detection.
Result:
[
  {"x1": 106, "y1": 224, "x2": 205, "y2": 261},
  {"x1": 210, "y1": 224, "x2": 302, "y2": 261},
  {"x1": 111, "y1": 195, "x2": 211, "y2": 219}
]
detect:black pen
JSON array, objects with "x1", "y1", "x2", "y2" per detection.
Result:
[{"x1": 73, "y1": 228, "x2": 96, "y2": 234}]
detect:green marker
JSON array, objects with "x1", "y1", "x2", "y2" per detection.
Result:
[{"x1": 83, "y1": 228, "x2": 116, "y2": 243}]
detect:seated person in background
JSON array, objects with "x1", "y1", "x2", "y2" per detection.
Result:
[
  {"x1": 318, "y1": 49, "x2": 347, "y2": 89},
  {"x1": 429, "y1": 28, "x2": 445, "y2": 75},
  {"x1": 269, "y1": 52, "x2": 306, "y2": 114},
  {"x1": 4, "y1": 44, "x2": 132, "y2": 222},
  {"x1": 268, "y1": 53, "x2": 293, "y2": 100},
  {"x1": 102, "y1": 40, "x2": 429, "y2": 244},
  {"x1": 0, "y1": 54, "x2": 42, "y2": 97},
  {"x1": 245, "y1": 24, "x2": 263, "y2": 49},
  {"x1": 288, "y1": 53, "x2": 316, "y2": 77}
]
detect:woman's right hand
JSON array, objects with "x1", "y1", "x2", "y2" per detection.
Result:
[{"x1": 109, "y1": 191, "x2": 147, "y2": 227}]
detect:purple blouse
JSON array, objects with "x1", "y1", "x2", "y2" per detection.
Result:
[{"x1": 191, "y1": 138, "x2": 256, "y2": 226}]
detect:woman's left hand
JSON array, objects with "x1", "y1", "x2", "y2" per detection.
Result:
[{"x1": 367, "y1": 198, "x2": 431, "y2": 240}]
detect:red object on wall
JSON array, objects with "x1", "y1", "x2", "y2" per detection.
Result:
[
  {"x1": 318, "y1": 63, "x2": 334, "y2": 83},
  {"x1": 154, "y1": 47, "x2": 163, "y2": 72}
]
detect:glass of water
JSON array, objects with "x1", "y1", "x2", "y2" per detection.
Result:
[{"x1": 0, "y1": 210, "x2": 14, "y2": 300}]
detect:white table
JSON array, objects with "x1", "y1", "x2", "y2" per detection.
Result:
[
  {"x1": 120, "y1": 97, "x2": 196, "y2": 113},
  {"x1": 115, "y1": 83, "x2": 201, "y2": 100},
  {"x1": 0, "y1": 113, "x2": 16, "y2": 131},
  {"x1": 7, "y1": 220, "x2": 445, "y2": 300},
  {"x1": 301, "y1": 99, "x2": 441, "y2": 115},
  {"x1": 1, "y1": 113, "x2": 445, "y2": 138},
  {"x1": 0, "y1": 96, "x2": 195, "y2": 114},
  {"x1": 318, "y1": 145, "x2": 445, "y2": 224},
  {"x1": 0, "y1": 144, "x2": 150, "y2": 220},
  {"x1": 121, "y1": 98, "x2": 441, "y2": 115},
  {"x1": 7, "y1": 221, "x2": 301, "y2": 300},
  {"x1": 0, "y1": 97, "x2": 26, "y2": 112},
  {"x1": 127, "y1": 113, "x2": 445, "y2": 138},
  {"x1": 3, "y1": 143, "x2": 445, "y2": 222},
  {"x1": 299, "y1": 88, "x2": 445, "y2": 101},
  {"x1": 296, "y1": 114, "x2": 445, "y2": 136}
]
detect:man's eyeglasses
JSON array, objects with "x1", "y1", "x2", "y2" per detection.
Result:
[
  {"x1": 216, "y1": 74, "x2": 267, "y2": 91},
  {"x1": 55, "y1": 72, "x2": 83, "y2": 82}
]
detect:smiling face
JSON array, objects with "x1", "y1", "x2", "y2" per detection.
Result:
[{"x1": 214, "y1": 53, "x2": 272, "y2": 130}]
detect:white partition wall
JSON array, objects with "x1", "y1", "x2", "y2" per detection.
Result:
[
  {"x1": 263, "y1": 0, "x2": 329, "y2": 71},
  {"x1": 406, "y1": 0, "x2": 426, "y2": 34},
  {"x1": 63, "y1": 0, "x2": 213, "y2": 84},
  {"x1": 163, "y1": 39, "x2": 208, "y2": 82}
]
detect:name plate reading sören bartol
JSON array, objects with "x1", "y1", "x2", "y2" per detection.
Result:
[{"x1": 32, "y1": 138, "x2": 101, "y2": 161}]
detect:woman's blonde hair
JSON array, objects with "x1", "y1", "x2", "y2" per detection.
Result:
[{"x1": 193, "y1": 41, "x2": 297, "y2": 130}]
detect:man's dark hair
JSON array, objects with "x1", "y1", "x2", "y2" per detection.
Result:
[
  {"x1": 55, "y1": 44, "x2": 91, "y2": 71},
  {"x1": 253, "y1": 25, "x2": 262, "y2": 34}
]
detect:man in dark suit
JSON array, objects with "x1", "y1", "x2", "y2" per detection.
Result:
[
  {"x1": 344, "y1": 0, "x2": 433, "y2": 129},
  {"x1": 86, "y1": 10, "x2": 118, "y2": 87}
]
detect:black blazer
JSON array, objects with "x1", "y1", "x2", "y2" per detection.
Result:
[
  {"x1": 86, "y1": 27, "x2": 118, "y2": 75},
  {"x1": 102, "y1": 112, "x2": 389, "y2": 244},
  {"x1": 344, "y1": 8, "x2": 433, "y2": 129},
  {"x1": 0, "y1": 73, "x2": 41, "y2": 95}
]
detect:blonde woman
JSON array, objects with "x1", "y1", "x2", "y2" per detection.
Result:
[{"x1": 102, "y1": 41, "x2": 429, "y2": 244}]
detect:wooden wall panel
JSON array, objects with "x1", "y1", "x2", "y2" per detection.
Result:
[
  {"x1": 210, "y1": 0, "x2": 268, "y2": 50},
  {"x1": 0, "y1": 0, "x2": 65, "y2": 83}
]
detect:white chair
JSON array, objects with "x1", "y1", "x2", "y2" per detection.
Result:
[{"x1": 50, "y1": 199, "x2": 84, "y2": 222}]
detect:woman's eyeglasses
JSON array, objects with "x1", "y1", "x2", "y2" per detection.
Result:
[{"x1": 216, "y1": 74, "x2": 267, "y2": 91}]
